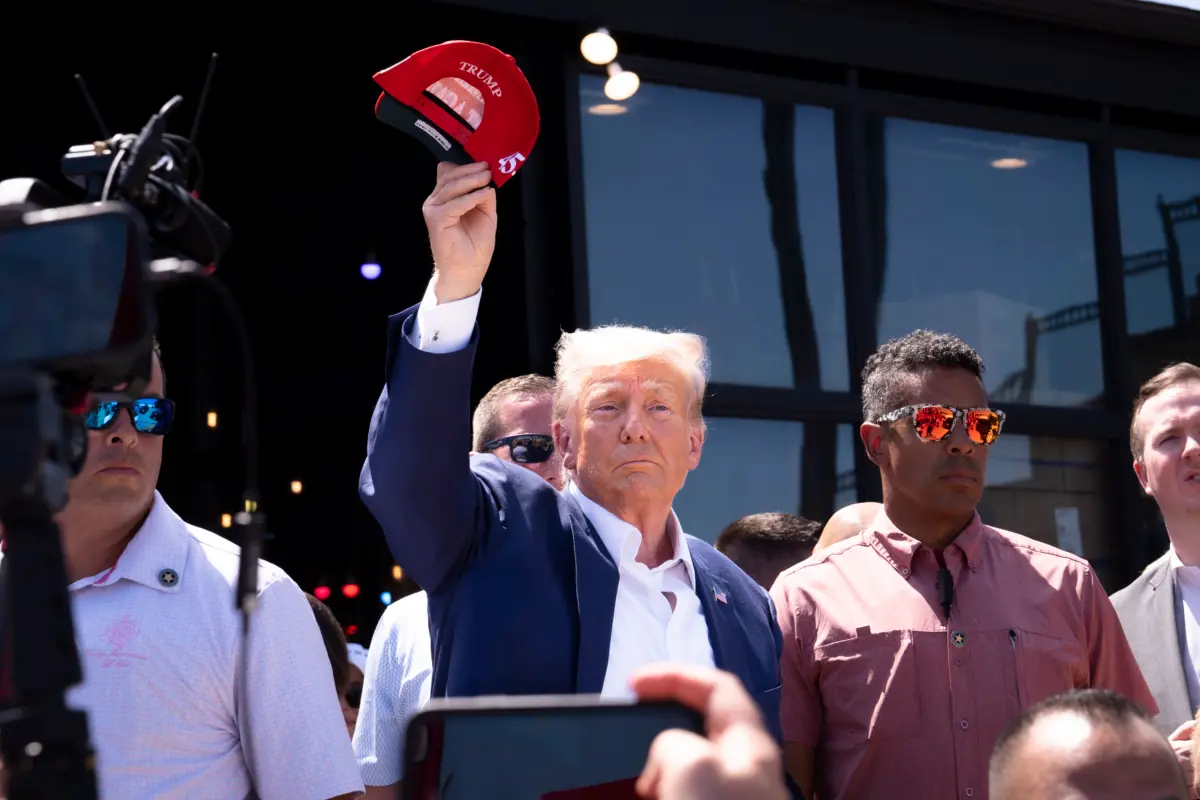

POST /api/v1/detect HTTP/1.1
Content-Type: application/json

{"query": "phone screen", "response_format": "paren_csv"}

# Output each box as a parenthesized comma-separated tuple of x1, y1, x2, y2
(0, 206, 148, 366)
(404, 700, 704, 800)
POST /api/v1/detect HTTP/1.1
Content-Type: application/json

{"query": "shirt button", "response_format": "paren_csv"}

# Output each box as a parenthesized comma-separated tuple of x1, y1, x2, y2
(901, 568, 910, 576)
(960, 719, 969, 730)
(954, 657, 963, 666)
(966, 790, 974, 797)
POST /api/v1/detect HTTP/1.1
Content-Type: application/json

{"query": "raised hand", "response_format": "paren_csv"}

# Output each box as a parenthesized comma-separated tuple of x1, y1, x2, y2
(422, 161, 497, 304)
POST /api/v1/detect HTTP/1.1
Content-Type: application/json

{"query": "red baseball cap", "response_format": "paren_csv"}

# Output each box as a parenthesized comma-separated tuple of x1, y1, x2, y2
(373, 41, 540, 187)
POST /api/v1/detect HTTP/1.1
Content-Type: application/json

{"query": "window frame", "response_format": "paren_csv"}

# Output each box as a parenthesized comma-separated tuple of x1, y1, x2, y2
(564, 54, 1197, 586)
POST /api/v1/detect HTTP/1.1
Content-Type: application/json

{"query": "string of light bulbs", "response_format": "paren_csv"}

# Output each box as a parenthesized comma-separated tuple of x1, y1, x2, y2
(580, 28, 641, 102)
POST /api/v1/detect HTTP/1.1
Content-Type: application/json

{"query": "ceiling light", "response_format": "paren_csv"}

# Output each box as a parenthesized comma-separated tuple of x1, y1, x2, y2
(990, 157, 1028, 169)
(581, 29, 618, 66)
(587, 103, 628, 116)
(604, 63, 640, 102)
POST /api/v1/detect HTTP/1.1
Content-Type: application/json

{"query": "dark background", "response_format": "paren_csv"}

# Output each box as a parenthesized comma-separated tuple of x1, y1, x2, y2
(0, 6, 573, 639)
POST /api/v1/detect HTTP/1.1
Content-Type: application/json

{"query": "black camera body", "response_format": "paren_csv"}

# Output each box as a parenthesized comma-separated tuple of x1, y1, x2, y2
(0, 93, 232, 395)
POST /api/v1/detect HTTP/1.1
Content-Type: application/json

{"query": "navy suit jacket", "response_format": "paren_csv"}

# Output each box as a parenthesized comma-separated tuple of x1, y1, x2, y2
(359, 306, 784, 741)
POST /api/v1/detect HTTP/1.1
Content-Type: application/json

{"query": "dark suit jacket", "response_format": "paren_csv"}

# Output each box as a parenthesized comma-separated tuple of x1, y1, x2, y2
(1111, 551, 1194, 736)
(358, 306, 785, 740)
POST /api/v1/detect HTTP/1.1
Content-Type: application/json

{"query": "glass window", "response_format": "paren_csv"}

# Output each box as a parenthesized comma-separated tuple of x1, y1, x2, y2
(977, 435, 1117, 588)
(578, 75, 849, 390)
(875, 119, 1104, 407)
(673, 419, 859, 542)
(1115, 149, 1200, 338)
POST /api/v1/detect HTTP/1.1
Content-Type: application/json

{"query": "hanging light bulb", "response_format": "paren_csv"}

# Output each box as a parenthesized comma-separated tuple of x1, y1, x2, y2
(361, 249, 381, 281)
(604, 62, 640, 102)
(580, 28, 618, 66)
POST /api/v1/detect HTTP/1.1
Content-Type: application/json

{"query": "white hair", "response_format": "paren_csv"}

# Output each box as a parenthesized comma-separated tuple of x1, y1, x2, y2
(553, 324, 710, 430)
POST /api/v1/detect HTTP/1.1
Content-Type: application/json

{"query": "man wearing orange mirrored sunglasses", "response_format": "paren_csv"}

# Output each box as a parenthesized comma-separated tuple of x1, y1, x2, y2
(771, 329, 1153, 800)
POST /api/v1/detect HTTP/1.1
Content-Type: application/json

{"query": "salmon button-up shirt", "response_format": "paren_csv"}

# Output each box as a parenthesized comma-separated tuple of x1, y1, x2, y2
(770, 509, 1156, 800)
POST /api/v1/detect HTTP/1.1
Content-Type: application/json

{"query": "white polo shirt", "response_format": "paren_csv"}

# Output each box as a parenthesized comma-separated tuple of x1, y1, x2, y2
(0, 492, 364, 800)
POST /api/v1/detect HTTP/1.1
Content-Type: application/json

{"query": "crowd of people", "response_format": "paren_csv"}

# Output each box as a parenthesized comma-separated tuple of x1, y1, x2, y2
(5, 158, 1200, 799)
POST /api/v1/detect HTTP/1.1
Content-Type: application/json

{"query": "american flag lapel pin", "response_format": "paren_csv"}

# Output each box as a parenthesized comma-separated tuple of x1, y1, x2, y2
(714, 587, 727, 604)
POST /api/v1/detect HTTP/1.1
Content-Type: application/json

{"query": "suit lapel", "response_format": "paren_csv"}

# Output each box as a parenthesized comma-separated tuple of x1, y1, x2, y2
(690, 547, 743, 681)
(1148, 558, 1194, 724)
(565, 498, 619, 693)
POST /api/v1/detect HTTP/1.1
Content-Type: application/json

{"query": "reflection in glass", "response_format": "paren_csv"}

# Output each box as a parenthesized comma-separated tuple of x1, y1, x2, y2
(873, 118, 1104, 407)
(1116, 150, 1200, 343)
(978, 435, 1115, 588)
(673, 419, 858, 543)
(578, 75, 849, 391)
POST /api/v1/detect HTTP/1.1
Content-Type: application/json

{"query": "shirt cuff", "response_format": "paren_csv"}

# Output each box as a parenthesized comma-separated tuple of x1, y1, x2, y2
(409, 279, 481, 354)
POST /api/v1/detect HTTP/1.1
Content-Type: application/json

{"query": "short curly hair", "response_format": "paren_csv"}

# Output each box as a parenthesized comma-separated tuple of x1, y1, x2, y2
(861, 330, 986, 422)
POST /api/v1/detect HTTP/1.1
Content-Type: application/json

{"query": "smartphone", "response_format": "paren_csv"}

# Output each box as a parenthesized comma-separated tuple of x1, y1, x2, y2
(403, 694, 705, 800)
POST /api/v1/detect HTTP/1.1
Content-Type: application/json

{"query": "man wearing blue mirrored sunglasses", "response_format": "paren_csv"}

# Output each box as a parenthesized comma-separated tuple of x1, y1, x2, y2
(0, 342, 364, 800)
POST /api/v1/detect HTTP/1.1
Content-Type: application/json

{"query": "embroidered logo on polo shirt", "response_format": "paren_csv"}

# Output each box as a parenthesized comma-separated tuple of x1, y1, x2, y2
(86, 615, 149, 669)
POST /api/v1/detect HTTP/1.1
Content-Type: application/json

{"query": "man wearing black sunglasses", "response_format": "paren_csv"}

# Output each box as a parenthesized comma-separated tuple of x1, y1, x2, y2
(472, 374, 563, 490)
(1, 343, 364, 800)
(771, 329, 1153, 800)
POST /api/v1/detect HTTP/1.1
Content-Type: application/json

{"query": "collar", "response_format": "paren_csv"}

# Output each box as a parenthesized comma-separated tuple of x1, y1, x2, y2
(867, 506, 986, 577)
(71, 491, 190, 594)
(566, 481, 696, 585)
(1168, 546, 1200, 586)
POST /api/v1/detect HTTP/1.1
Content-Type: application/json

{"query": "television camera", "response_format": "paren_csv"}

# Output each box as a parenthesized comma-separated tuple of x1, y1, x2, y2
(0, 55, 264, 800)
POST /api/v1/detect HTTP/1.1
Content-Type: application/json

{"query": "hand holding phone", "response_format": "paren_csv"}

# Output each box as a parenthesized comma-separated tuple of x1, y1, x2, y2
(632, 664, 789, 800)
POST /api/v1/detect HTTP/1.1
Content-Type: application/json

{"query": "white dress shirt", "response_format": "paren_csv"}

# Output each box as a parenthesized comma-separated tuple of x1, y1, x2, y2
(353, 591, 433, 786)
(0, 492, 364, 800)
(1170, 547, 1200, 706)
(566, 483, 716, 696)
(407, 278, 717, 696)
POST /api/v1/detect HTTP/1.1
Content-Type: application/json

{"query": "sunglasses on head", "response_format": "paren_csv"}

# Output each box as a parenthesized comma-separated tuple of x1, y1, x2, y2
(345, 681, 362, 709)
(85, 398, 176, 436)
(877, 404, 1006, 446)
(481, 434, 554, 464)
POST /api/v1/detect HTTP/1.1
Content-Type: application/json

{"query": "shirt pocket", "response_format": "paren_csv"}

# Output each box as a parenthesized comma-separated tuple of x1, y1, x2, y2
(817, 629, 921, 743)
(1010, 628, 1082, 708)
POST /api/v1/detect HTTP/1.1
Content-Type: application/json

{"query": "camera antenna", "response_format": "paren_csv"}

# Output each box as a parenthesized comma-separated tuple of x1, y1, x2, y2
(187, 53, 219, 155)
(73, 74, 110, 139)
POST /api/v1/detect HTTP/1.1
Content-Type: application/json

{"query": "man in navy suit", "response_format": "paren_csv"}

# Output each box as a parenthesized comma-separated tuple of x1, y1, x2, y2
(359, 161, 783, 740)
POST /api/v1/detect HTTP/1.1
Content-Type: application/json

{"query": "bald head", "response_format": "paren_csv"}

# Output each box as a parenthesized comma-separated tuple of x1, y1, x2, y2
(813, 502, 882, 555)
(990, 690, 1185, 800)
